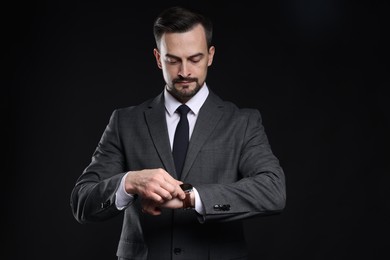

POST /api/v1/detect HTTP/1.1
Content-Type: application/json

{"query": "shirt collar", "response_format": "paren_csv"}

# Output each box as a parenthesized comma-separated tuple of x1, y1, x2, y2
(164, 83, 209, 116)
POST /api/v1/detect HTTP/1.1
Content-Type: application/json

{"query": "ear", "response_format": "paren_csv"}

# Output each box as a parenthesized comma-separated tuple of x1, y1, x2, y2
(207, 46, 215, 67)
(153, 48, 162, 69)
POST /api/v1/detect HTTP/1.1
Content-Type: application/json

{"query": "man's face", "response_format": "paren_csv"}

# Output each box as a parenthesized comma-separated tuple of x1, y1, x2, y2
(154, 24, 215, 103)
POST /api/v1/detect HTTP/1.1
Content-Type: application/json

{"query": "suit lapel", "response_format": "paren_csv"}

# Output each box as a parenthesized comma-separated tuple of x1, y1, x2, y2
(181, 92, 224, 181)
(144, 94, 177, 177)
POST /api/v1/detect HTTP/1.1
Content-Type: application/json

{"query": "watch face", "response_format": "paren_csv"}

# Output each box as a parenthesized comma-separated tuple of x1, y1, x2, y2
(180, 183, 193, 192)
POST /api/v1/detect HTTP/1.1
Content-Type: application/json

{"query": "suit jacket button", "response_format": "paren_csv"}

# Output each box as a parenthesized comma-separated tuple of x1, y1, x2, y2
(173, 248, 182, 255)
(100, 200, 110, 209)
(213, 205, 221, 211)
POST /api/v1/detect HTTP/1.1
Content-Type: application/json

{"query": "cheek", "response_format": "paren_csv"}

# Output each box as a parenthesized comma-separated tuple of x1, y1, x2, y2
(190, 63, 206, 76)
(162, 67, 176, 81)
(162, 70, 170, 81)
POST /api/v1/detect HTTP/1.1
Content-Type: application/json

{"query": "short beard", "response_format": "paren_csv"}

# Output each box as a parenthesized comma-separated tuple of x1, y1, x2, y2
(167, 78, 202, 102)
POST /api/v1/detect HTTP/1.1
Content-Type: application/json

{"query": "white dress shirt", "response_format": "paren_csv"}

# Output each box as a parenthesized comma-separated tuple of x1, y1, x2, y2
(115, 84, 209, 214)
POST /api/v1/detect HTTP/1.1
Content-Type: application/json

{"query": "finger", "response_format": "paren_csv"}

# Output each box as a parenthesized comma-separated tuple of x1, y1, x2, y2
(142, 201, 162, 216)
(174, 180, 186, 199)
(147, 183, 175, 202)
(142, 207, 161, 215)
(159, 181, 177, 197)
(167, 184, 185, 200)
(176, 189, 185, 200)
(158, 177, 186, 198)
(144, 191, 165, 203)
(154, 189, 173, 201)
(143, 207, 161, 215)
(141, 169, 183, 201)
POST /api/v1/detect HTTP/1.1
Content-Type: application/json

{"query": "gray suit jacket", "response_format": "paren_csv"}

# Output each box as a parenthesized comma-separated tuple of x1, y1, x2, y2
(70, 89, 286, 260)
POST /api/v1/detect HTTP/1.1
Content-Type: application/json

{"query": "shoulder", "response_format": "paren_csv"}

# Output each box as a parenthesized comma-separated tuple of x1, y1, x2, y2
(209, 91, 262, 119)
(224, 102, 263, 126)
(224, 101, 260, 115)
(111, 93, 163, 118)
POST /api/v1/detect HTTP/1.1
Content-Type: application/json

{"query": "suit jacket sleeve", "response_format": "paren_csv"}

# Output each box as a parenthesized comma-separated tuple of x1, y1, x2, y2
(70, 109, 127, 223)
(194, 108, 286, 223)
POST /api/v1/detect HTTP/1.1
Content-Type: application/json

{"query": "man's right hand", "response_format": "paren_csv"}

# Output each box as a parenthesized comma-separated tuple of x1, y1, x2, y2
(124, 168, 185, 203)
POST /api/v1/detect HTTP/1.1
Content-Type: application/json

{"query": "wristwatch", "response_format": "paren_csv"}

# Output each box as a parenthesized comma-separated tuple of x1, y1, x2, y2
(180, 183, 194, 209)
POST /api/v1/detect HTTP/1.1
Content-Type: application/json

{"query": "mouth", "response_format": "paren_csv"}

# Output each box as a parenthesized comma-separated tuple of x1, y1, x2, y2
(178, 80, 192, 83)
(176, 81, 193, 86)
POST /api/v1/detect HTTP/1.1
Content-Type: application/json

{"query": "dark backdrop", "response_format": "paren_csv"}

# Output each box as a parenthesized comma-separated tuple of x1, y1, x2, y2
(6, 1, 389, 259)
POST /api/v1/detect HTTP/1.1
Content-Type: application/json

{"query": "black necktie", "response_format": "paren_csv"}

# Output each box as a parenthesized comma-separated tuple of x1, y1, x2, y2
(172, 104, 191, 179)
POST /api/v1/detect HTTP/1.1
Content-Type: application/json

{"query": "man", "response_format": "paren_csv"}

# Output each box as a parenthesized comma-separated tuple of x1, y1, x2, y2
(70, 6, 286, 260)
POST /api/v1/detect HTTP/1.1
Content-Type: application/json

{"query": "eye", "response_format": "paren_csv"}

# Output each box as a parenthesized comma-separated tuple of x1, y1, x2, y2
(189, 55, 203, 63)
(165, 57, 179, 64)
(190, 58, 201, 63)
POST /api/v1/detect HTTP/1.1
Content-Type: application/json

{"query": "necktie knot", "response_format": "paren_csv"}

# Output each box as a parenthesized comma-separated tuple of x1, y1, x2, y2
(176, 104, 190, 116)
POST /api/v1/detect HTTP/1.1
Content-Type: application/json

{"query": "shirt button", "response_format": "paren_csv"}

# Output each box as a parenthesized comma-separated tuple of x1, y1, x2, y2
(173, 248, 182, 255)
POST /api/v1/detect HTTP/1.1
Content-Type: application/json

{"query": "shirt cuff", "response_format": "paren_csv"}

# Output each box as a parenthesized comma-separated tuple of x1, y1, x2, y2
(193, 187, 205, 215)
(115, 172, 136, 210)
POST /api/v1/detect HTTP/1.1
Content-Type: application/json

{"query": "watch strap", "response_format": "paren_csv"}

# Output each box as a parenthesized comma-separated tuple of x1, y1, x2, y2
(183, 191, 193, 209)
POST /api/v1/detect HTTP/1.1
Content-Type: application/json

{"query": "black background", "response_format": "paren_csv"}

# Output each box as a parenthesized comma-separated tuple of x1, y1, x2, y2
(6, 0, 389, 259)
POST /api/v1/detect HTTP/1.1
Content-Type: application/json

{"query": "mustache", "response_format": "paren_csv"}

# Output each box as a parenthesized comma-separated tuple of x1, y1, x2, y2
(172, 77, 197, 84)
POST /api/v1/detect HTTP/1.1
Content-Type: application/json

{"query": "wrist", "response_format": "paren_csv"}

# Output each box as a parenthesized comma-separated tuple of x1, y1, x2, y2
(124, 171, 137, 194)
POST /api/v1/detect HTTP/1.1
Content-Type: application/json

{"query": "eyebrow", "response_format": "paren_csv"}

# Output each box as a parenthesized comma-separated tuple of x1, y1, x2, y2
(165, 52, 204, 60)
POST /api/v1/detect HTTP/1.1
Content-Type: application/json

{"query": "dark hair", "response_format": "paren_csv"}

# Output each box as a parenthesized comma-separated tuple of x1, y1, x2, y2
(153, 6, 213, 49)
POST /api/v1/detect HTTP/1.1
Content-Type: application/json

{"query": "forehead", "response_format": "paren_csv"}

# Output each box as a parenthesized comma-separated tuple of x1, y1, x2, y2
(159, 24, 208, 56)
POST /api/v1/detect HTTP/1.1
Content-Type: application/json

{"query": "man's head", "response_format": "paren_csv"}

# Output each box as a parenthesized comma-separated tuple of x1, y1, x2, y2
(153, 6, 215, 103)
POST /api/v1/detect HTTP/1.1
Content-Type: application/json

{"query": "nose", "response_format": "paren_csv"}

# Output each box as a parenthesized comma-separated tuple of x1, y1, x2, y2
(178, 62, 190, 77)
